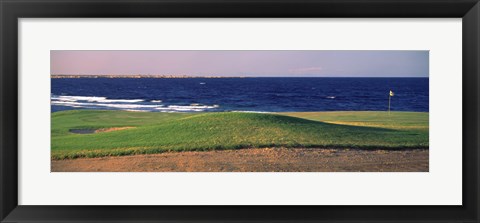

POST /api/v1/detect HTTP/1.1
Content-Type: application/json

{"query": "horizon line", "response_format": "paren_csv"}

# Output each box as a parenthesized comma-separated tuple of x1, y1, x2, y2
(51, 74, 429, 78)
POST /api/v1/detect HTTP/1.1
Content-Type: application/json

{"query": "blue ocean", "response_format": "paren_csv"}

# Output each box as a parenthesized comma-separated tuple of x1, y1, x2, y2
(51, 78, 429, 113)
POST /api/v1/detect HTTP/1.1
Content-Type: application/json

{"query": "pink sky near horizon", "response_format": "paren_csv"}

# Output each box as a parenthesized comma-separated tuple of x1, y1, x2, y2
(50, 50, 429, 77)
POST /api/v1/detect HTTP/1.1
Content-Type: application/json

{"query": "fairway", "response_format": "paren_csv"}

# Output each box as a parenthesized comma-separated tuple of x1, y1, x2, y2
(51, 110, 428, 159)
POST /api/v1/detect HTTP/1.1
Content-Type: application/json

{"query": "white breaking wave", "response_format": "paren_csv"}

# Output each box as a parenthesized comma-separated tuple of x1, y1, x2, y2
(53, 95, 144, 103)
(168, 105, 219, 109)
(51, 101, 163, 109)
(155, 107, 205, 112)
(51, 95, 219, 112)
(99, 99, 144, 103)
(155, 104, 220, 112)
(124, 109, 149, 112)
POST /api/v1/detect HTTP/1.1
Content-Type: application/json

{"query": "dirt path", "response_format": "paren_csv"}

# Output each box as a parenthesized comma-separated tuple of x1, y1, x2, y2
(51, 148, 428, 172)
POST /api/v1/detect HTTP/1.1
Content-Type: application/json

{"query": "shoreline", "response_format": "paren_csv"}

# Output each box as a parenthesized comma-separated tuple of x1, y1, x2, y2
(51, 109, 430, 114)
(52, 75, 233, 79)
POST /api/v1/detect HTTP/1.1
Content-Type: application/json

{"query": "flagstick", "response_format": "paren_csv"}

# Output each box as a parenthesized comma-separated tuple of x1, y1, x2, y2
(388, 95, 391, 115)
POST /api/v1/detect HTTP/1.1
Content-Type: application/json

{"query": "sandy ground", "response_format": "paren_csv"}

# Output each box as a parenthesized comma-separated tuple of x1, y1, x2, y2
(51, 148, 428, 172)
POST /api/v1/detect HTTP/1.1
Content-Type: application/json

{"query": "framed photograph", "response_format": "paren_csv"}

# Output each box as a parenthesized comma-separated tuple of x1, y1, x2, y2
(49, 50, 430, 172)
(1, 0, 479, 222)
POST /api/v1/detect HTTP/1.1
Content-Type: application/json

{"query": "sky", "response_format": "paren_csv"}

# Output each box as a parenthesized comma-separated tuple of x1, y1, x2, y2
(51, 50, 429, 77)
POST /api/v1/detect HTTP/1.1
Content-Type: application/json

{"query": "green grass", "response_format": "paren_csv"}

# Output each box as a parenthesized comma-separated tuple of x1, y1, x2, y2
(284, 111, 429, 130)
(51, 110, 429, 159)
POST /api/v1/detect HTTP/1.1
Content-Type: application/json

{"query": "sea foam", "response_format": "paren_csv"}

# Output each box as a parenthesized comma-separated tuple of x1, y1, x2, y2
(51, 95, 219, 112)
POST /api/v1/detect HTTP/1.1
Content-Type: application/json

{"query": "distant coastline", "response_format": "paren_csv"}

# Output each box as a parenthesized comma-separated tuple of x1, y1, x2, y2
(51, 74, 428, 79)
(51, 74, 242, 79)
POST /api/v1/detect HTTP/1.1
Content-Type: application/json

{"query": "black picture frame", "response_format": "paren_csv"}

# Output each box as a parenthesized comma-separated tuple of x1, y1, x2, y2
(1, 0, 479, 222)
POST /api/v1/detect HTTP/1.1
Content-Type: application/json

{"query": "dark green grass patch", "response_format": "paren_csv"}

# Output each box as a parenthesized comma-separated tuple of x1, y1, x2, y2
(51, 110, 428, 159)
